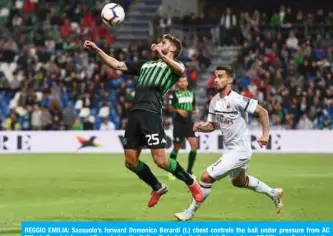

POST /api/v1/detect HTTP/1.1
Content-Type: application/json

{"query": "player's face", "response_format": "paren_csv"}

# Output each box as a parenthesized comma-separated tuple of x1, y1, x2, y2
(157, 39, 173, 55)
(214, 70, 232, 92)
(177, 77, 188, 90)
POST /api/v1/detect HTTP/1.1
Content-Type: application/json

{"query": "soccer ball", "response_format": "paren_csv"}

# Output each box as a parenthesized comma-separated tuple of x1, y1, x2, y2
(101, 3, 125, 27)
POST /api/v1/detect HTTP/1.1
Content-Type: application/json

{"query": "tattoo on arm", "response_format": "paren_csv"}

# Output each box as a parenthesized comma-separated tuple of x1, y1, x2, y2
(95, 49, 128, 71)
(116, 61, 128, 71)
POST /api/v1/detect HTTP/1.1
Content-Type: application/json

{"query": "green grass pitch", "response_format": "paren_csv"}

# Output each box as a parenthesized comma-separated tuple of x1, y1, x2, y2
(0, 153, 333, 235)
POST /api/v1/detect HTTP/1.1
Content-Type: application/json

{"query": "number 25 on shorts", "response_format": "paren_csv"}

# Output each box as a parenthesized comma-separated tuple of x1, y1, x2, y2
(146, 134, 160, 146)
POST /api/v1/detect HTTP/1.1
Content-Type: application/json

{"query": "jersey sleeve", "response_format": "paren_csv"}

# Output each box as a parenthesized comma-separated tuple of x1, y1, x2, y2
(168, 91, 177, 108)
(124, 61, 146, 76)
(236, 95, 258, 114)
(207, 98, 217, 123)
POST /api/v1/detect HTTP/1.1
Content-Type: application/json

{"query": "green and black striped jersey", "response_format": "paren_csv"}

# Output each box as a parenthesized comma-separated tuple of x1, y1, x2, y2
(169, 89, 196, 124)
(125, 59, 184, 114)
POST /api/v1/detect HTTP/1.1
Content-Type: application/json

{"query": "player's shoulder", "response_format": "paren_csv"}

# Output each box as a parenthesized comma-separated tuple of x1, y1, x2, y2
(230, 91, 250, 103)
(229, 90, 242, 99)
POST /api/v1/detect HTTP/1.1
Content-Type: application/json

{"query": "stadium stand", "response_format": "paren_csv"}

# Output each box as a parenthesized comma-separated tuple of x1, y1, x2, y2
(0, 0, 332, 130)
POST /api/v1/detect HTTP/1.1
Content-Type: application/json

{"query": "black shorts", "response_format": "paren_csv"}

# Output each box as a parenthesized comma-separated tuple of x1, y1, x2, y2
(173, 122, 196, 144)
(124, 110, 166, 149)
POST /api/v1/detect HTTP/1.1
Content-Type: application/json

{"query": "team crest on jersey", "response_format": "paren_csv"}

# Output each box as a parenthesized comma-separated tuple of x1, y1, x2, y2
(227, 102, 230, 109)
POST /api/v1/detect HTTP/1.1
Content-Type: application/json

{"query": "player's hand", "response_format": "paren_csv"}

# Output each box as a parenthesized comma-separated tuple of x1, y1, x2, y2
(193, 107, 200, 116)
(193, 122, 205, 132)
(177, 110, 188, 118)
(151, 43, 158, 51)
(84, 40, 98, 53)
(257, 135, 269, 148)
(152, 44, 163, 58)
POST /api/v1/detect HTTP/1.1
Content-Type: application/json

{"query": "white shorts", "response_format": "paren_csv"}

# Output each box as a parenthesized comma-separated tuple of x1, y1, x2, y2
(207, 151, 252, 180)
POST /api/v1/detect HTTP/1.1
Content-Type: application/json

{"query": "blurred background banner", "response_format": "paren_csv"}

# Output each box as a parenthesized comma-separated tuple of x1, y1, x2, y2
(0, 0, 332, 133)
(1, 130, 332, 153)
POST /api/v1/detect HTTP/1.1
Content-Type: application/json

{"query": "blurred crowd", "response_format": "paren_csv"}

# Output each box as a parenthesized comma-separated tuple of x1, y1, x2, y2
(154, 5, 333, 46)
(0, 0, 205, 131)
(201, 7, 333, 130)
(0, 0, 332, 131)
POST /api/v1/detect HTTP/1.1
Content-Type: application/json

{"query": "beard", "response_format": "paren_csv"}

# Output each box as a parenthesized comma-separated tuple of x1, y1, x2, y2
(215, 84, 227, 92)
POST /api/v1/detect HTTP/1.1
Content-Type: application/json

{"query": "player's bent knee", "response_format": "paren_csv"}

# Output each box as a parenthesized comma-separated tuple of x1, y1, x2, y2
(191, 141, 199, 150)
(124, 159, 138, 170)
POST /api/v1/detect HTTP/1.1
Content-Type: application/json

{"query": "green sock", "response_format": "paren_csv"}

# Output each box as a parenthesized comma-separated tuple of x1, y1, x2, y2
(128, 160, 162, 191)
(187, 149, 197, 174)
(170, 151, 178, 160)
(163, 158, 194, 186)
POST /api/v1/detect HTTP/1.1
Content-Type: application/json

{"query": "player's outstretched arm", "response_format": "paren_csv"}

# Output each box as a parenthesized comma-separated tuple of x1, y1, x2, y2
(153, 44, 185, 76)
(253, 105, 270, 146)
(193, 121, 216, 133)
(83, 40, 128, 72)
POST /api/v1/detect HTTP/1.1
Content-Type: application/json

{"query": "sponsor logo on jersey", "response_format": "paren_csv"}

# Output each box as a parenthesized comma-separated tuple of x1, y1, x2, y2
(142, 61, 167, 69)
(178, 97, 193, 103)
(217, 115, 234, 126)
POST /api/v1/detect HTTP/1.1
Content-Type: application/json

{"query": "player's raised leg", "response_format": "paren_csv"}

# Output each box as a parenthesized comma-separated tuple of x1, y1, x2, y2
(124, 111, 168, 208)
(174, 170, 214, 221)
(231, 170, 284, 214)
(186, 136, 198, 176)
(151, 148, 203, 204)
(175, 152, 246, 221)
(125, 148, 165, 193)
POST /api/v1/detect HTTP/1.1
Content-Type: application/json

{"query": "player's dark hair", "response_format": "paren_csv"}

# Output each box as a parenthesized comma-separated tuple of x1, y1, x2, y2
(216, 65, 234, 78)
(163, 34, 182, 58)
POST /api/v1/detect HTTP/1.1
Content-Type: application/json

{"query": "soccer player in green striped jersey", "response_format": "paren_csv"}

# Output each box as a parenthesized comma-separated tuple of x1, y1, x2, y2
(84, 35, 203, 208)
(167, 77, 199, 180)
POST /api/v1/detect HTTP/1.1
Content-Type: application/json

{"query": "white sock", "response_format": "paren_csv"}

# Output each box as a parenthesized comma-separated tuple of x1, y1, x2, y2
(246, 175, 274, 198)
(189, 181, 212, 212)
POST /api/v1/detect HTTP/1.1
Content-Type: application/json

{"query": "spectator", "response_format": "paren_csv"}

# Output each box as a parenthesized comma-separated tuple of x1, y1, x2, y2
(72, 118, 83, 131)
(286, 31, 299, 50)
(270, 13, 282, 26)
(31, 105, 42, 130)
(6, 111, 20, 130)
(219, 8, 237, 46)
(83, 116, 94, 130)
(297, 113, 314, 129)
(100, 118, 116, 131)
(40, 106, 52, 130)
(63, 105, 76, 129)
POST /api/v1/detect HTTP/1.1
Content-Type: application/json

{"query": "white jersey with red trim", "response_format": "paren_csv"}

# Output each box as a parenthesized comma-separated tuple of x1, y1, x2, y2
(207, 90, 258, 152)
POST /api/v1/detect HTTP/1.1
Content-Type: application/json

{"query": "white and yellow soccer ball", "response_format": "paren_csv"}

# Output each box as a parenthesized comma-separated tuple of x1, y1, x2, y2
(101, 3, 125, 27)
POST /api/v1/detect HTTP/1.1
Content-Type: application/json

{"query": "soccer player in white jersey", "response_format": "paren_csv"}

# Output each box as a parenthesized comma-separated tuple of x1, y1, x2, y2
(175, 66, 284, 221)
